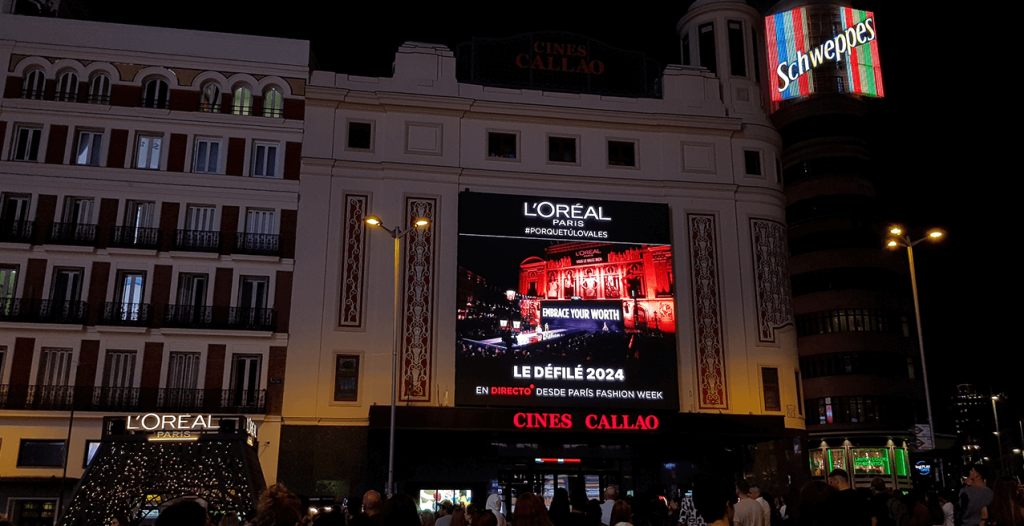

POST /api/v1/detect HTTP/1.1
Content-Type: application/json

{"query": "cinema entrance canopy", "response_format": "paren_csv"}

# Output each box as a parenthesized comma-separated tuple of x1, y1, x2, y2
(57, 414, 265, 526)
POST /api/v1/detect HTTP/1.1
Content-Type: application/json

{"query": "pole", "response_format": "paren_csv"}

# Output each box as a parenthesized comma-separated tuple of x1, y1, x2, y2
(992, 392, 1004, 475)
(907, 244, 937, 454)
(387, 233, 400, 498)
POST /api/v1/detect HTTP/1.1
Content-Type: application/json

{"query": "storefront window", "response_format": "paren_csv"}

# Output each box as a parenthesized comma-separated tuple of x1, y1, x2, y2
(851, 448, 890, 476)
(810, 449, 826, 477)
(894, 449, 909, 477)
(827, 448, 846, 471)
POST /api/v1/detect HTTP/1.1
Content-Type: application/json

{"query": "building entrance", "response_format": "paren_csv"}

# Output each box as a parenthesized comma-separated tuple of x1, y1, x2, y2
(497, 459, 624, 514)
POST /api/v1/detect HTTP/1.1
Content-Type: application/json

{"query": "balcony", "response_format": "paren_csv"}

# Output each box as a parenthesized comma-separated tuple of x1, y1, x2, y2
(48, 222, 97, 246)
(174, 229, 220, 252)
(163, 305, 275, 331)
(0, 385, 267, 413)
(0, 298, 88, 324)
(234, 233, 280, 256)
(99, 302, 151, 327)
(111, 226, 160, 250)
(0, 220, 34, 243)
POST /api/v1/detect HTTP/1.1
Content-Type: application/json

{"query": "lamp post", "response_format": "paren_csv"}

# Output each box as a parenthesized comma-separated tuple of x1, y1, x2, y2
(886, 226, 944, 456)
(365, 214, 429, 497)
(992, 394, 1005, 474)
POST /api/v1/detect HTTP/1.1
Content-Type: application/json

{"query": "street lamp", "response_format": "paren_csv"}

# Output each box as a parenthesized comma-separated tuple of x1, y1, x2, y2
(992, 394, 1005, 474)
(365, 214, 430, 497)
(886, 225, 944, 455)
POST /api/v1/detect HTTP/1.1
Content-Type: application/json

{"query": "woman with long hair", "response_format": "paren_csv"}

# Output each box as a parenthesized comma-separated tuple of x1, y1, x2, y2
(513, 493, 553, 526)
(610, 501, 632, 526)
(986, 477, 1024, 526)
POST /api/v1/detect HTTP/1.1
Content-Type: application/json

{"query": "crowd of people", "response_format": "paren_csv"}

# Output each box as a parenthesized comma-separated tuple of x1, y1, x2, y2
(690, 464, 1024, 526)
(4, 463, 1023, 526)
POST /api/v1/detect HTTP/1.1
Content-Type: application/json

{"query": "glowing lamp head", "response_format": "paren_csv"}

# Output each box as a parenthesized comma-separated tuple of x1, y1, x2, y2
(365, 216, 383, 227)
(928, 229, 945, 239)
(413, 218, 430, 227)
(890, 226, 902, 235)
(887, 240, 898, 248)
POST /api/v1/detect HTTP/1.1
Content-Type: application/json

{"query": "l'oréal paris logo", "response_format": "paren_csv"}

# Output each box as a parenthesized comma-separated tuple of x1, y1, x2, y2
(523, 202, 612, 223)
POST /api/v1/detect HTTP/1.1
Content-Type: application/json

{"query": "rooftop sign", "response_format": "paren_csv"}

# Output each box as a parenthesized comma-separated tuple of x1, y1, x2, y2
(766, 6, 884, 103)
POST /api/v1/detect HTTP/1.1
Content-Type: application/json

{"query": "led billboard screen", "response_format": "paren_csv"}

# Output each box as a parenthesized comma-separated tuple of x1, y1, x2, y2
(766, 6, 883, 102)
(456, 192, 679, 410)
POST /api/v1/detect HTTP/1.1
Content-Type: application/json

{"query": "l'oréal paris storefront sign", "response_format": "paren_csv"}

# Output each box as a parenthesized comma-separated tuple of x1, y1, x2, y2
(766, 5, 884, 102)
(456, 192, 678, 411)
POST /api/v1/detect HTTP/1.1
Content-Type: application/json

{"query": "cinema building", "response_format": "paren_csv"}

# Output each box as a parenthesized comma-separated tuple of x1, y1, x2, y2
(283, 0, 805, 507)
(0, 14, 305, 523)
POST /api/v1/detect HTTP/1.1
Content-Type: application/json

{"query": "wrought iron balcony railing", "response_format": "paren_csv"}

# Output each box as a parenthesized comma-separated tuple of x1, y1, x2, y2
(0, 385, 266, 413)
(233, 233, 280, 256)
(99, 302, 151, 327)
(0, 220, 34, 243)
(174, 229, 220, 252)
(0, 299, 88, 324)
(49, 222, 97, 246)
(110, 226, 160, 249)
(163, 305, 275, 331)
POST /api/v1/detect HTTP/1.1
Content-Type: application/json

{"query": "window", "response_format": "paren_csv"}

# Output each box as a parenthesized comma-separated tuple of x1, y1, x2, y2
(263, 88, 283, 117)
(55, 71, 79, 102)
(62, 197, 95, 226)
(12, 126, 42, 162)
(728, 21, 746, 77)
(88, 74, 111, 104)
(245, 209, 275, 234)
(744, 150, 761, 176)
(548, 136, 576, 163)
(251, 142, 279, 178)
(238, 276, 269, 311)
(232, 86, 252, 115)
(199, 83, 221, 112)
(0, 346, 6, 381)
(698, 23, 717, 74)
(17, 440, 65, 467)
(135, 134, 162, 169)
(608, 141, 636, 167)
(36, 348, 73, 410)
(74, 130, 102, 166)
(762, 367, 781, 411)
(22, 69, 45, 99)
(84, 440, 101, 468)
(193, 138, 222, 174)
(185, 205, 216, 231)
(348, 122, 372, 150)
(167, 352, 200, 390)
(115, 271, 145, 321)
(171, 274, 208, 326)
(142, 78, 169, 109)
(488, 132, 517, 159)
(103, 350, 136, 388)
(0, 267, 16, 316)
(230, 354, 262, 409)
(124, 200, 155, 230)
(334, 355, 360, 401)
(50, 268, 83, 305)
(2, 193, 31, 225)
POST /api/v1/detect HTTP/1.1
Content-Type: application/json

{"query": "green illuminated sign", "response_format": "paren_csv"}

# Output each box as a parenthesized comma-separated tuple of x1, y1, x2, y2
(895, 449, 908, 477)
(851, 449, 890, 474)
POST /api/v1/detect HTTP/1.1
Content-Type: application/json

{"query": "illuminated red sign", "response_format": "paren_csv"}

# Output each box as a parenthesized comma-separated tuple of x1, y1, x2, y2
(512, 412, 659, 431)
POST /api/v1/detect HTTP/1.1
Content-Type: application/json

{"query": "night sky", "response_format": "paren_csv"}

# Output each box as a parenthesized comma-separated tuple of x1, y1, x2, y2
(77, 1, 1013, 427)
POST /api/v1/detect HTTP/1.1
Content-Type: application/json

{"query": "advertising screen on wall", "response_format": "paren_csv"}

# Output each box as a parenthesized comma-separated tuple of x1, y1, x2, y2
(456, 192, 679, 410)
(766, 5, 883, 103)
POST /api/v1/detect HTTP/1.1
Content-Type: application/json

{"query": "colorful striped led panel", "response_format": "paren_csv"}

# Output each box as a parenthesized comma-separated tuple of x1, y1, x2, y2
(765, 5, 884, 103)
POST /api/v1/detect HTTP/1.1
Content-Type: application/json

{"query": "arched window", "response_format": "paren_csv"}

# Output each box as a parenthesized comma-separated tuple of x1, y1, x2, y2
(199, 83, 221, 112)
(231, 86, 252, 116)
(262, 88, 283, 118)
(22, 69, 45, 99)
(142, 78, 169, 109)
(88, 74, 111, 104)
(55, 71, 79, 101)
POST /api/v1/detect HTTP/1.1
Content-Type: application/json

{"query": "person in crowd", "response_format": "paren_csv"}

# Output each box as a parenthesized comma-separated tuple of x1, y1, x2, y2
(796, 481, 836, 526)
(422, 511, 437, 526)
(352, 491, 385, 526)
(751, 485, 771, 526)
(383, 494, 421, 526)
(451, 506, 468, 526)
(610, 501, 632, 526)
(157, 501, 211, 526)
(601, 487, 619, 526)
(691, 476, 736, 526)
(961, 464, 994, 526)
(316, 508, 348, 526)
(938, 491, 955, 526)
(586, 499, 607, 526)
(735, 480, 764, 526)
(870, 478, 896, 526)
(905, 491, 932, 526)
(487, 494, 508, 526)
(253, 484, 305, 526)
(925, 492, 944, 526)
(514, 493, 553, 526)
(550, 489, 572, 526)
(825, 469, 870, 526)
(985, 477, 1024, 526)
(473, 509, 499, 526)
(436, 501, 455, 526)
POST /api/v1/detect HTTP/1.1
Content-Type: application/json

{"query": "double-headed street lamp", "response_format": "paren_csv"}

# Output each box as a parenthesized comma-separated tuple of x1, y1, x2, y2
(365, 214, 430, 497)
(886, 226, 944, 456)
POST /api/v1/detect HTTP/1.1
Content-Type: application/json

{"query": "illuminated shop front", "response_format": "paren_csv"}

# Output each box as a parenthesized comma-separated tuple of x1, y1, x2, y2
(57, 414, 264, 526)
(808, 440, 912, 490)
